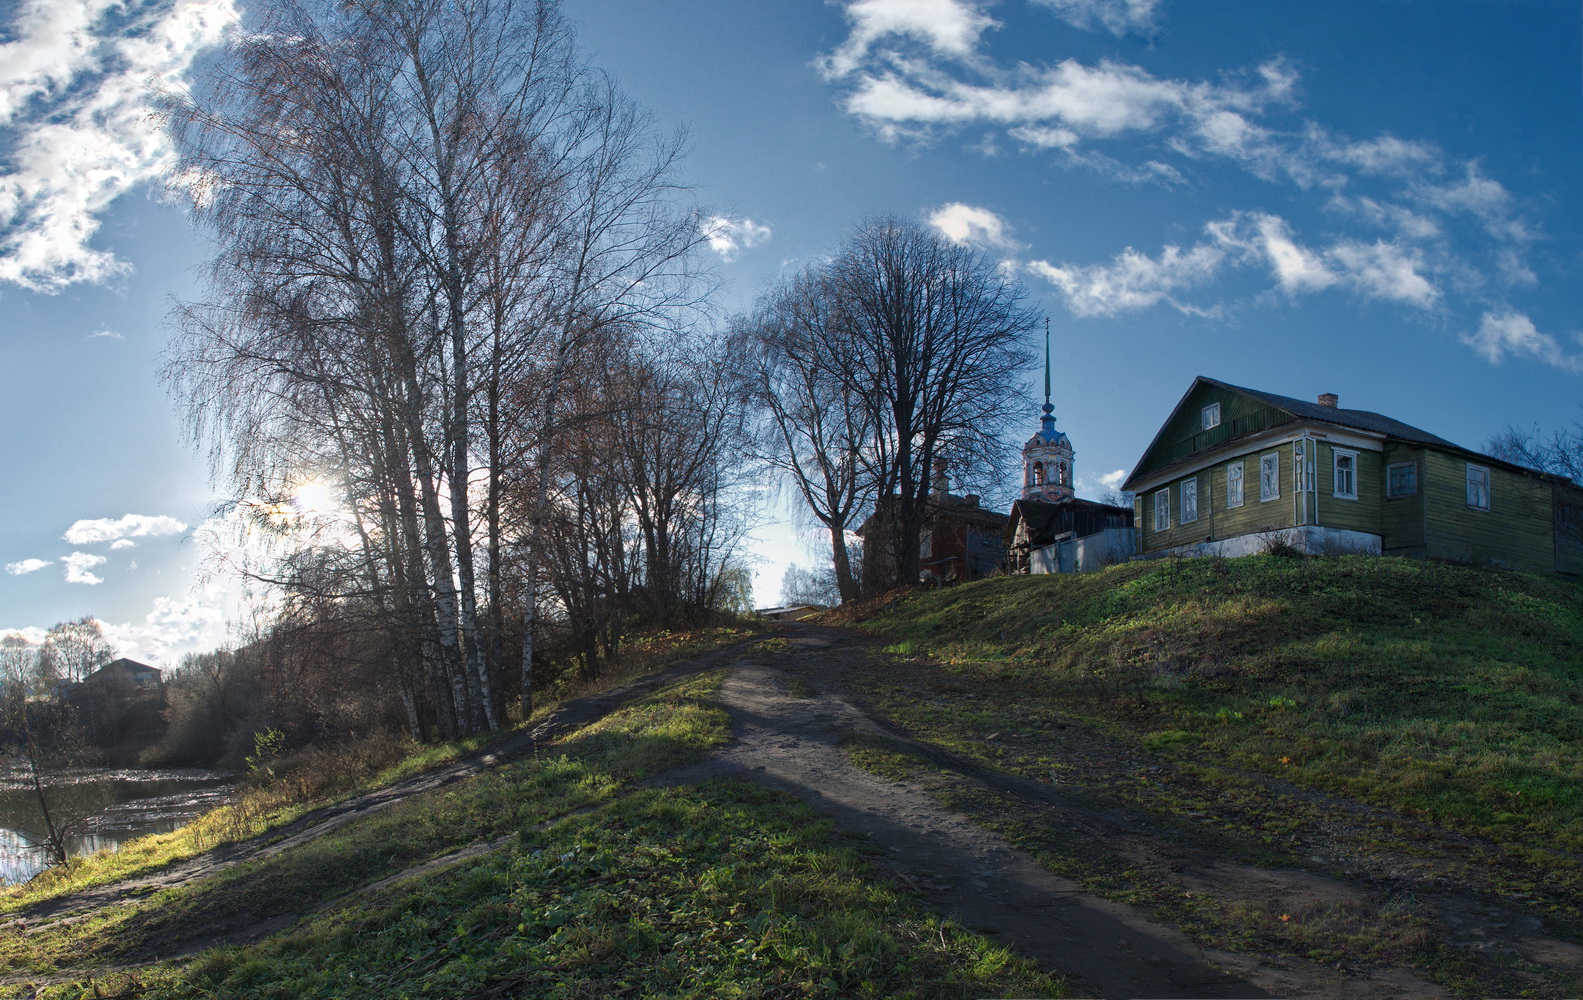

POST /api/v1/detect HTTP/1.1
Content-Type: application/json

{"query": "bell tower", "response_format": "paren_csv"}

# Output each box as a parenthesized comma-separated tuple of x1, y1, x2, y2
(1023, 320, 1074, 503)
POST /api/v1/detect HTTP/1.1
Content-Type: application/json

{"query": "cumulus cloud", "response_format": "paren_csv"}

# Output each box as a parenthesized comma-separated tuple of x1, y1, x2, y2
(62, 551, 107, 584)
(1035, 0, 1160, 37)
(109, 538, 137, 550)
(702, 215, 772, 262)
(0, 0, 236, 292)
(5, 558, 52, 575)
(0, 627, 48, 646)
(62, 513, 187, 545)
(819, 0, 998, 79)
(1097, 468, 1127, 489)
(1029, 241, 1226, 317)
(1461, 311, 1583, 374)
(818, 0, 1543, 343)
(1031, 211, 1441, 316)
(928, 202, 1023, 249)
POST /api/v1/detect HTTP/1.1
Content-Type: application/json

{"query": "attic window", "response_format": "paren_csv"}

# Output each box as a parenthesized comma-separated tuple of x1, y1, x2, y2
(1201, 403, 1221, 431)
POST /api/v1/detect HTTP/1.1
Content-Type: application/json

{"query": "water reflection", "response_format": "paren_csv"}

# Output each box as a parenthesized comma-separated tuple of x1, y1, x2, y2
(0, 766, 236, 884)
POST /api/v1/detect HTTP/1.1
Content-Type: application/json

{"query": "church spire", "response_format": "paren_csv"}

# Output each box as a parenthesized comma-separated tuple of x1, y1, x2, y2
(1022, 316, 1074, 502)
(1040, 318, 1056, 436)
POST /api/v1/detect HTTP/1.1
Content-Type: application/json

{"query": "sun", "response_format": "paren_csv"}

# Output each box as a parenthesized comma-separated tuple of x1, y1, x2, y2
(291, 481, 337, 516)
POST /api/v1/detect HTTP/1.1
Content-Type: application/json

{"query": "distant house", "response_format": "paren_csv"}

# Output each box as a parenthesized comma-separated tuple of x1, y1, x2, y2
(756, 604, 828, 621)
(86, 657, 162, 690)
(859, 460, 1010, 590)
(1123, 376, 1583, 575)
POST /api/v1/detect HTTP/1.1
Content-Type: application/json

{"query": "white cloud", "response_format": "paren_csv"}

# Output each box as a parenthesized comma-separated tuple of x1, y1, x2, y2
(1029, 241, 1226, 317)
(817, 2, 1542, 328)
(0, 627, 47, 646)
(1325, 239, 1438, 308)
(87, 327, 124, 339)
(1412, 163, 1531, 243)
(62, 551, 107, 584)
(928, 202, 1022, 249)
(1097, 469, 1127, 489)
(1035, 0, 1161, 37)
(62, 512, 187, 545)
(1034, 211, 1441, 316)
(109, 538, 137, 550)
(702, 215, 772, 262)
(5, 558, 52, 575)
(0, 0, 236, 292)
(1461, 311, 1583, 375)
(819, 0, 998, 79)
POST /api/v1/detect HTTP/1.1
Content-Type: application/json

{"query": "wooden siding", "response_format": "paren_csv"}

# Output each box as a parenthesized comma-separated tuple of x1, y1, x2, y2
(1133, 383, 1294, 482)
(1379, 444, 1426, 556)
(1555, 484, 1583, 576)
(1137, 442, 1303, 553)
(1422, 450, 1554, 573)
(1312, 440, 1383, 535)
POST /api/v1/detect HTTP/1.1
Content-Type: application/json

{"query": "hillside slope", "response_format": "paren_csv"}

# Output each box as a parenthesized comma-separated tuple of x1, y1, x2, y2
(839, 555, 1583, 996)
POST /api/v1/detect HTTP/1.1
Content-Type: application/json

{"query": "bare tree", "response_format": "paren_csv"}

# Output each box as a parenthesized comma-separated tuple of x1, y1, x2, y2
(734, 271, 872, 603)
(0, 634, 87, 869)
(746, 216, 1035, 595)
(779, 564, 839, 606)
(164, 0, 706, 735)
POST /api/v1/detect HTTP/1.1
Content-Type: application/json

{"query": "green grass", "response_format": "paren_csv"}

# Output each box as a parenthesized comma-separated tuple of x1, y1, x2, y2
(861, 556, 1583, 855)
(10, 673, 1066, 1000)
(1, 627, 756, 919)
(833, 555, 1583, 995)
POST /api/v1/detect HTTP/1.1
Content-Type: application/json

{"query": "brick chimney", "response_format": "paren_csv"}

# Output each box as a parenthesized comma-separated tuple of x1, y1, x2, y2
(1317, 392, 1338, 409)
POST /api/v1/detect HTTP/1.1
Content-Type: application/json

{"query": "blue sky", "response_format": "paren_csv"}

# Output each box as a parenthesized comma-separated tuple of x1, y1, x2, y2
(3, 0, 1581, 662)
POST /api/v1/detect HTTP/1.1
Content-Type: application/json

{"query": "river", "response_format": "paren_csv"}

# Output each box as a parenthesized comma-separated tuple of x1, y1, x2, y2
(0, 765, 236, 885)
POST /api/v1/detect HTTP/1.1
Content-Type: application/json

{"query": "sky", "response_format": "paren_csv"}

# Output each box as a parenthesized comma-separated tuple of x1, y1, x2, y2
(2, 0, 1581, 664)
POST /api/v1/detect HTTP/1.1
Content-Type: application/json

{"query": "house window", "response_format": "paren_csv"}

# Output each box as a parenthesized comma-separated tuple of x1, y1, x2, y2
(1332, 449, 1358, 500)
(1154, 488, 1170, 532)
(1466, 464, 1491, 510)
(1386, 462, 1417, 498)
(1202, 403, 1221, 431)
(1260, 452, 1280, 501)
(1227, 462, 1244, 508)
(1181, 478, 1199, 523)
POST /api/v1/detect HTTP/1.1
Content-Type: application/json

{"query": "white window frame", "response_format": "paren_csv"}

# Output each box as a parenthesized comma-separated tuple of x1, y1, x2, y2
(1154, 488, 1170, 532)
(1332, 448, 1358, 500)
(1466, 463, 1491, 511)
(1181, 477, 1199, 523)
(1386, 461, 1417, 498)
(1226, 462, 1244, 508)
(1201, 402, 1221, 431)
(1260, 452, 1280, 502)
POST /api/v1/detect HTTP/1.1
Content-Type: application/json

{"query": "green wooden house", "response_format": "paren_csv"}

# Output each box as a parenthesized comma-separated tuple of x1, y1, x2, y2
(1122, 377, 1583, 576)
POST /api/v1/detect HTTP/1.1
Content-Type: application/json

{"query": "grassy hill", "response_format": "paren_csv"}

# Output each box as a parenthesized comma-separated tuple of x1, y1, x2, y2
(856, 555, 1583, 855)
(835, 554, 1583, 993)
